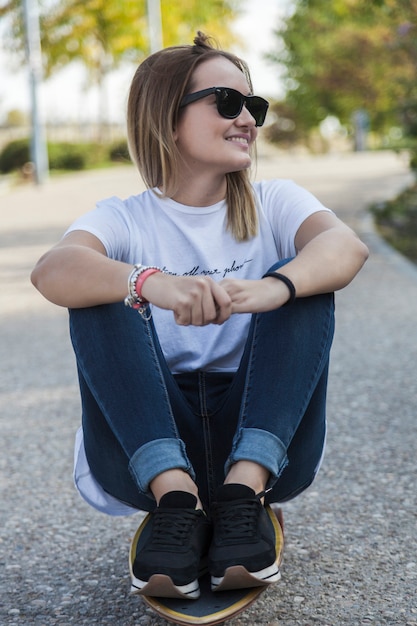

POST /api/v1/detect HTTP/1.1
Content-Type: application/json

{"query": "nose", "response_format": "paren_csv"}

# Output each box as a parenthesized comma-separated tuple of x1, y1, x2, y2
(236, 104, 257, 128)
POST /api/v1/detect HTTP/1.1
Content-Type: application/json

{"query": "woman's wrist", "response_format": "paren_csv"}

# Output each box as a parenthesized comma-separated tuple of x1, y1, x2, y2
(262, 271, 296, 306)
(124, 264, 163, 310)
(135, 267, 161, 301)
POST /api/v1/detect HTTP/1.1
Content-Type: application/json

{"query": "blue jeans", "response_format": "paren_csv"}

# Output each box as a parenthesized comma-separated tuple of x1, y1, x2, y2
(69, 262, 335, 512)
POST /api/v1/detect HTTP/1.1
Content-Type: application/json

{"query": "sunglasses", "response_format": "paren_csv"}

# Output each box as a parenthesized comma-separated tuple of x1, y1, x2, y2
(180, 87, 269, 127)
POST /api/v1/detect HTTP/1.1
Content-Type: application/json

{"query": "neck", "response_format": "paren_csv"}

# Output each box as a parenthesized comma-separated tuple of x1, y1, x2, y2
(171, 173, 227, 207)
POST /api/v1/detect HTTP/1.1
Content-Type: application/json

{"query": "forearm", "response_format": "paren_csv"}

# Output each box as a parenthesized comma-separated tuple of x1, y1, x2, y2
(32, 246, 233, 325)
(31, 245, 131, 308)
(221, 227, 368, 315)
(280, 227, 369, 297)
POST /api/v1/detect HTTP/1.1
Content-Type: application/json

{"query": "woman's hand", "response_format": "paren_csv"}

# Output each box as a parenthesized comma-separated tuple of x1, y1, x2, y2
(142, 273, 233, 326)
(219, 277, 291, 314)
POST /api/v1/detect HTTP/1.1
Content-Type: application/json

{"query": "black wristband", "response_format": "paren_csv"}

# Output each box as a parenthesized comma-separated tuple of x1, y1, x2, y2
(262, 271, 296, 306)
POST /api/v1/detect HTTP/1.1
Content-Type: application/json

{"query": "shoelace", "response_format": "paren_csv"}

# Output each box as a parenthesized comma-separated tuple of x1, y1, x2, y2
(214, 499, 260, 542)
(151, 508, 200, 547)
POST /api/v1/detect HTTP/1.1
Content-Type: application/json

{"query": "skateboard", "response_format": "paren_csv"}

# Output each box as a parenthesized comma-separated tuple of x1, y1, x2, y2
(129, 505, 284, 625)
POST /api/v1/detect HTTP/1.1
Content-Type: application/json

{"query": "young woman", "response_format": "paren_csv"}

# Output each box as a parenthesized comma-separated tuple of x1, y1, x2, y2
(31, 32, 368, 600)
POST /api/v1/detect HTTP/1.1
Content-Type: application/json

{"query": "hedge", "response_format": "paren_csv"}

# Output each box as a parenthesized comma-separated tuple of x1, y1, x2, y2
(0, 139, 30, 173)
(0, 138, 131, 174)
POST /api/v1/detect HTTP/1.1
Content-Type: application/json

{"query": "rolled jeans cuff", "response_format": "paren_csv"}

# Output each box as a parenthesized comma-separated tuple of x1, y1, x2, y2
(226, 427, 288, 486)
(128, 438, 195, 495)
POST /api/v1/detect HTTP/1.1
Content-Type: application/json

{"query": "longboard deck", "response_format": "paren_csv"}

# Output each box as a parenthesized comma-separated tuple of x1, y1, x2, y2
(141, 572, 265, 625)
(129, 506, 284, 626)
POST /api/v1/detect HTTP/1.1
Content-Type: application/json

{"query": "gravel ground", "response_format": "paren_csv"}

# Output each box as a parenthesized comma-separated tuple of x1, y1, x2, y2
(1, 151, 416, 625)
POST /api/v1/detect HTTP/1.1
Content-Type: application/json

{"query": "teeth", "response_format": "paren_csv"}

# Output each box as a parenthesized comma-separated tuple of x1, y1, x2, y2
(227, 137, 248, 144)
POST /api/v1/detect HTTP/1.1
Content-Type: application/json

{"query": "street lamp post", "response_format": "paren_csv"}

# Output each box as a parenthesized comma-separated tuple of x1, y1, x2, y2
(146, 0, 163, 53)
(22, 0, 49, 184)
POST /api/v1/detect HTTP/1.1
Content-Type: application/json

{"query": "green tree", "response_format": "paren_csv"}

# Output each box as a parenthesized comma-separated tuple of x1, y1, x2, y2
(269, 0, 417, 139)
(1, 0, 240, 132)
(6, 108, 29, 126)
(1, 0, 240, 76)
(0, 0, 26, 69)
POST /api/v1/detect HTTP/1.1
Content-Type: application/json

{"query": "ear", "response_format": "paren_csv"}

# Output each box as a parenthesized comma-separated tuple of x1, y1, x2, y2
(173, 109, 182, 142)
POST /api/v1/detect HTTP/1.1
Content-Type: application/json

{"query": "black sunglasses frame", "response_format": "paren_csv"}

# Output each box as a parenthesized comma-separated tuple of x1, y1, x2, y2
(179, 87, 269, 127)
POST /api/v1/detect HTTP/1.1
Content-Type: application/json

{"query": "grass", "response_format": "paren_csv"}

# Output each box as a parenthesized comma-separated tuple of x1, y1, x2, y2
(371, 180, 417, 263)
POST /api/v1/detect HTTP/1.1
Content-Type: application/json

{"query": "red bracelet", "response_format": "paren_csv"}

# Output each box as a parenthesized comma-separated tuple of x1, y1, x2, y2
(134, 268, 161, 302)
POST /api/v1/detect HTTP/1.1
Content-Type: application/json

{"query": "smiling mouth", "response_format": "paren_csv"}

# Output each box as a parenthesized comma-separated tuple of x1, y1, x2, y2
(226, 137, 249, 145)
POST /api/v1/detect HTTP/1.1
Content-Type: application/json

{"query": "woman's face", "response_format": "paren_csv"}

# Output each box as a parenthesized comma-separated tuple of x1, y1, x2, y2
(175, 56, 258, 180)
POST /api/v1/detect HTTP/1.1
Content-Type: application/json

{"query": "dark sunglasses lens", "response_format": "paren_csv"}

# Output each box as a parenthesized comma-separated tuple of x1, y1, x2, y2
(216, 89, 243, 118)
(216, 89, 268, 126)
(247, 97, 268, 126)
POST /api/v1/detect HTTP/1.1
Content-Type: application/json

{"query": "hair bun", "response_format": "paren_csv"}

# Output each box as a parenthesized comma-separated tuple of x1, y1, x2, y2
(193, 31, 219, 50)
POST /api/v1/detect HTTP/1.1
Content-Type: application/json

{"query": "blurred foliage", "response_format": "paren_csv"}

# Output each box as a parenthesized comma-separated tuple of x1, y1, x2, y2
(0, 0, 241, 138)
(372, 184, 417, 263)
(5, 108, 28, 126)
(0, 0, 241, 81)
(0, 137, 131, 173)
(263, 100, 309, 146)
(0, 137, 30, 173)
(108, 139, 130, 163)
(268, 0, 417, 139)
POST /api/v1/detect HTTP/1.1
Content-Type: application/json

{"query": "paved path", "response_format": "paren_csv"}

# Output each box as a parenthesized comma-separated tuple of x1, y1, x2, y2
(1, 150, 416, 625)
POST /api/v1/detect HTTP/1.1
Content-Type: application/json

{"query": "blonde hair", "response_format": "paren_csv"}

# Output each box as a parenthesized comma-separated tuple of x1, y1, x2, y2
(127, 32, 258, 241)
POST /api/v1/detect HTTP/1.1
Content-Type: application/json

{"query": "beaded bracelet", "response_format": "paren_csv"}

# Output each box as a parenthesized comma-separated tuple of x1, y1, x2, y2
(135, 267, 161, 301)
(124, 264, 162, 314)
(262, 271, 296, 306)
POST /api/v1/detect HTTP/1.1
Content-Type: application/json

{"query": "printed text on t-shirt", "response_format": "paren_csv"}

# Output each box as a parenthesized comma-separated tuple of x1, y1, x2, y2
(161, 258, 253, 279)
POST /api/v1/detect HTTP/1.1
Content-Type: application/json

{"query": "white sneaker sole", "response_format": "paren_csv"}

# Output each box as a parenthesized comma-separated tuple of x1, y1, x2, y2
(211, 562, 281, 591)
(131, 573, 200, 600)
(211, 505, 284, 592)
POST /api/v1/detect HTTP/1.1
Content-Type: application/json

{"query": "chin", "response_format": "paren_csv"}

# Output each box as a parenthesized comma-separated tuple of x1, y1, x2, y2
(227, 154, 253, 172)
(228, 160, 252, 173)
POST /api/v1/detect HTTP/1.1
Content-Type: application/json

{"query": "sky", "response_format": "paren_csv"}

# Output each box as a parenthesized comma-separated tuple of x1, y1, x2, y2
(0, 0, 291, 124)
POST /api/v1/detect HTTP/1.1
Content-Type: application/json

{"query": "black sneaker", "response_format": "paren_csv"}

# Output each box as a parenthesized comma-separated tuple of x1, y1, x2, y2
(208, 484, 281, 591)
(130, 491, 212, 599)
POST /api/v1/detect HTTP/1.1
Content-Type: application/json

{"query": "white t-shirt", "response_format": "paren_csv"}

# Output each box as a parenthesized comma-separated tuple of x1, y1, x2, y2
(69, 178, 331, 515)
(66, 179, 331, 374)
